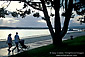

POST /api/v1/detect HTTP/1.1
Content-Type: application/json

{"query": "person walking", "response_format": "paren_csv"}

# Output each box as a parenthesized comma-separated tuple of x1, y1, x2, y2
(7, 34, 12, 53)
(12, 32, 20, 52)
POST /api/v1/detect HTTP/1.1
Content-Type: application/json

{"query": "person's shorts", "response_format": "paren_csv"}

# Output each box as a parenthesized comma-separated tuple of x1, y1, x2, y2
(8, 43, 12, 46)
(15, 42, 19, 46)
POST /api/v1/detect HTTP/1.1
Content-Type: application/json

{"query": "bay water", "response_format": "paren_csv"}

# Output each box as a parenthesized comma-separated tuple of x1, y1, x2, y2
(0, 29, 76, 41)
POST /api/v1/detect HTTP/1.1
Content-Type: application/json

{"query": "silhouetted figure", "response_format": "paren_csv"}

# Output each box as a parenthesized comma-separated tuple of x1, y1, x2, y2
(7, 34, 12, 53)
(12, 32, 20, 52)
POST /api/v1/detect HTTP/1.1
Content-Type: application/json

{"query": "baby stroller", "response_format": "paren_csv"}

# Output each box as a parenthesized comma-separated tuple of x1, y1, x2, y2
(19, 39, 30, 51)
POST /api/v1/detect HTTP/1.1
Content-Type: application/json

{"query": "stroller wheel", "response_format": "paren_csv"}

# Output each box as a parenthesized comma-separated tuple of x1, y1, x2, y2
(27, 45, 30, 49)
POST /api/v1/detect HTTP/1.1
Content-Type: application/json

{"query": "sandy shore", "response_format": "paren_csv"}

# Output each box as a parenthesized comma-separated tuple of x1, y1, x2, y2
(0, 31, 85, 49)
(0, 35, 52, 49)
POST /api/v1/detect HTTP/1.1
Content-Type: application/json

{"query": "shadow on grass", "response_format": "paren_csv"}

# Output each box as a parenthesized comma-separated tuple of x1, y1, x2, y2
(9, 36, 85, 57)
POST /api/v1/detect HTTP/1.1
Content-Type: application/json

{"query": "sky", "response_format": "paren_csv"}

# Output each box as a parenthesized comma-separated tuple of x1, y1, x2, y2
(0, 1, 85, 28)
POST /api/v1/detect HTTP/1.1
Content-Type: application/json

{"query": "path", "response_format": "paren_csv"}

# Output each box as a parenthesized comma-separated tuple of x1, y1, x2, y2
(0, 31, 85, 57)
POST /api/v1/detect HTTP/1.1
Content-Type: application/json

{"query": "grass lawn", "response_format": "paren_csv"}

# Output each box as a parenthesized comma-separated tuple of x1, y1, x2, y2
(10, 36, 85, 57)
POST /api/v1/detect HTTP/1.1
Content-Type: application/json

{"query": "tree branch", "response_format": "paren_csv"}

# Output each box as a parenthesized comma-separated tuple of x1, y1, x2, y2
(5, 1, 11, 9)
(49, 0, 54, 8)
(61, 0, 73, 38)
(24, 1, 43, 11)
(40, 0, 55, 39)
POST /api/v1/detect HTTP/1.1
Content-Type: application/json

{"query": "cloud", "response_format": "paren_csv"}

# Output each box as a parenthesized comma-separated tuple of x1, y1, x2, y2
(69, 19, 85, 27)
(14, 15, 47, 27)
(0, 1, 85, 27)
(0, 13, 85, 27)
(0, 19, 3, 25)
(37, 20, 46, 23)
(0, 1, 24, 12)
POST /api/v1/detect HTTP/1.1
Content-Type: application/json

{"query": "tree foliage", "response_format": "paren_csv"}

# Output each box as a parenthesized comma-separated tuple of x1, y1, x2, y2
(0, 0, 85, 45)
(0, 0, 84, 22)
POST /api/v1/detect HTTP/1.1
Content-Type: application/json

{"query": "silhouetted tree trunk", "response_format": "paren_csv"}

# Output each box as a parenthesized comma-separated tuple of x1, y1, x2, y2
(40, 0, 55, 39)
(53, 0, 62, 45)
(14, 0, 73, 45)
(41, 0, 73, 45)
(61, 0, 73, 38)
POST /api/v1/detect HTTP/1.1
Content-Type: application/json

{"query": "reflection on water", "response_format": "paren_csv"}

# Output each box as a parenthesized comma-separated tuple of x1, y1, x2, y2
(0, 29, 50, 41)
(0, 29, 78, 41)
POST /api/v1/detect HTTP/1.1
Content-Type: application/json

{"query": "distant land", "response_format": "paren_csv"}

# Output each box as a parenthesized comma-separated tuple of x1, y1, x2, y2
(0, 26, 48, 29)
(69, 26, 85, 29)
(0, 26, 85, 29)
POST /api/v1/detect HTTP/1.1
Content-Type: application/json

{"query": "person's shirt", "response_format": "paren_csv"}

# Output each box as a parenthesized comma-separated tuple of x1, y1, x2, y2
(7, 36, 12, 43)
(14, 34, 20, 42)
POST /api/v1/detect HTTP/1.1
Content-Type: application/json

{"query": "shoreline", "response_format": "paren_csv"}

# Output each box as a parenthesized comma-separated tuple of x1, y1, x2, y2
(0, 31, 85, 49)
(0, 30, 80, 41)
(0, 35, 52, 49)
(0, 30, 79, 41)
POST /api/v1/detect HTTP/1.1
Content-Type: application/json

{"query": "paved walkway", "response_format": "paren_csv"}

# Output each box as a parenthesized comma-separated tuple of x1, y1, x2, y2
(0, 31, 85, 57)
(0, 39, 53, 57)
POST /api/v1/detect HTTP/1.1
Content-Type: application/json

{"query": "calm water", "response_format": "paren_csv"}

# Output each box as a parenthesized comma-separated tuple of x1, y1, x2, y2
(0, 29, 77, 41)
(0, 29, 50, 41)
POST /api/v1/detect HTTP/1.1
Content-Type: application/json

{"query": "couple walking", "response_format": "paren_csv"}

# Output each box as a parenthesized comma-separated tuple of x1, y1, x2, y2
(7, 32, 20, 53)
